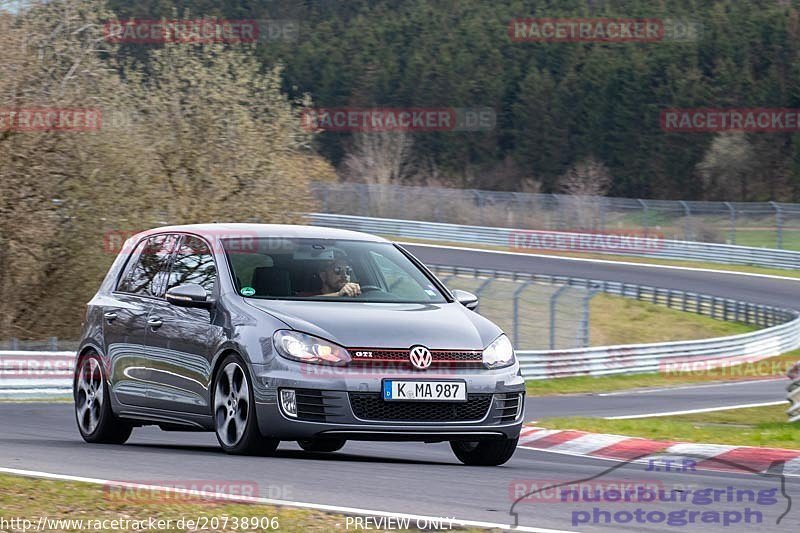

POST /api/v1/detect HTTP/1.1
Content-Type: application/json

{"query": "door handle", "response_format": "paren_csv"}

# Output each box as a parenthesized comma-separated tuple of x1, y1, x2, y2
(103, 311, 118, 322)
(147, 317, 163, 329)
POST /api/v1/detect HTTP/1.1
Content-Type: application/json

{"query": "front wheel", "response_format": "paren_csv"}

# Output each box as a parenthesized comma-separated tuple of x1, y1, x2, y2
(213, 355, 279, 455)
(74, 353, 133, 444)
(450, 438, 518, 466)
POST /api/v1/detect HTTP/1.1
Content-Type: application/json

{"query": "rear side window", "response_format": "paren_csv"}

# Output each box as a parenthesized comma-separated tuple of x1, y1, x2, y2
(116, 234, 179, 297)
(167, 235, 217, 294)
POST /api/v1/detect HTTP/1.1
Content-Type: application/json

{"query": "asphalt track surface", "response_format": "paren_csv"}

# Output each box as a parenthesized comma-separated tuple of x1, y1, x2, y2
(2, 247, 800, 531)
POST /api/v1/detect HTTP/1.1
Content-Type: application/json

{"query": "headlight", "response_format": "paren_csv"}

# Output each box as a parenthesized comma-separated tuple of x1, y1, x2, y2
(273, 330, 351, 366)
(483, 334, 515, 369)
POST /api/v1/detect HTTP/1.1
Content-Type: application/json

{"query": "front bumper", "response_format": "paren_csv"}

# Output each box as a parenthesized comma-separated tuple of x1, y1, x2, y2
(249, 361, 526, 441)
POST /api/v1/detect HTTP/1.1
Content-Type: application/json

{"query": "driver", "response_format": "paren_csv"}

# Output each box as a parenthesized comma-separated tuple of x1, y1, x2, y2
(318, 258, 361, 297)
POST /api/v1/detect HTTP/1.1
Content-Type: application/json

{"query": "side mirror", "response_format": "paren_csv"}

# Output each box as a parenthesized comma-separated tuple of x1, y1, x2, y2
(452, 289, 479, 311)
(166, 283, 212, 308)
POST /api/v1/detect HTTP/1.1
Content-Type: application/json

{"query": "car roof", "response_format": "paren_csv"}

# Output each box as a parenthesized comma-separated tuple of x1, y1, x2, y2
(132, 223, 390, 243)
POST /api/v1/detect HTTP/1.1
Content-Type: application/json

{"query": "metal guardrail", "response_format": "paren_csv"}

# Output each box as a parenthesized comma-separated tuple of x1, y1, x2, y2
(520, 318, 800, 379)
(0, 351, 74, 397)
(429, 265, 800, 379)
(312, 182, 800, 249)
(3, 271, 799, 394)
(307, 213, 800, 269)
(429, 265, 796, 329)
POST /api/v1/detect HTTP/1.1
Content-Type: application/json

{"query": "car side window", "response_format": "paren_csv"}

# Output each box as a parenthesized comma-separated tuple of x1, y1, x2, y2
(167, 235, 217, 294)
(116, 234, 179, 297)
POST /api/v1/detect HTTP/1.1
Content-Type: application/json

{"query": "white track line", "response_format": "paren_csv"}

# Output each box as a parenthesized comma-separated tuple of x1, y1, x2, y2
(0, 467, 574, 533)
(401, 241, 800, 282)
(596, 378, 785, 396)
(603, 400, 788, 419)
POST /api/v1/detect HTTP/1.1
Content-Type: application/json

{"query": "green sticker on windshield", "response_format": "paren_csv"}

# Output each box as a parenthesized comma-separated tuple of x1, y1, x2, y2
(240, 287, 256, 297)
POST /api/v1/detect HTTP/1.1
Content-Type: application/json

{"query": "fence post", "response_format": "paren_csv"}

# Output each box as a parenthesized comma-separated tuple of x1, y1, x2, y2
(512, 281, 533, 348)
(771, 201, 783, 249)
(473, 276, 495, 314)
(638, 199, 650, 236)
(679, 200, 691, 241)
(550, 285, 569, 350)
(724, 202, 736, 245)
(49, 337, 58, 351)
(580, 289, 600, 348)
(10, 337, 18, 350)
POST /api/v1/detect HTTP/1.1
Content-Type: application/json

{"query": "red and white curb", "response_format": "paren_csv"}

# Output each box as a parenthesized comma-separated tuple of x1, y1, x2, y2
(519, 426, 800, 477)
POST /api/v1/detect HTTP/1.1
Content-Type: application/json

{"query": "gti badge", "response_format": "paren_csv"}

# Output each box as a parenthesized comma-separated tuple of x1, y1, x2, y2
(409, 345, 433, 370)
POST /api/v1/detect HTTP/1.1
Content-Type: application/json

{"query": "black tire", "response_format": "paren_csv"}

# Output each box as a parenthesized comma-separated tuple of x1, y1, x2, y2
(74, 352, 133, 444)
(450, 438, 518, 466)
(297, 438, 346, 453)
(213, 354, 279, 455)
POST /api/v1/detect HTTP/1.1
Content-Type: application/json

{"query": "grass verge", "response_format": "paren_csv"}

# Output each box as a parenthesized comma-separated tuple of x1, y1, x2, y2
(0, 473, 490, 532)
(525, 350, 800, 396)
(536, 404, 800, 450)
(589, 294, 756, 346)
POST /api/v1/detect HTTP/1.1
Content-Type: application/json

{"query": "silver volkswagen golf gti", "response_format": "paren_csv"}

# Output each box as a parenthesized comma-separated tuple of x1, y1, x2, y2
(74, 224, 525, 465)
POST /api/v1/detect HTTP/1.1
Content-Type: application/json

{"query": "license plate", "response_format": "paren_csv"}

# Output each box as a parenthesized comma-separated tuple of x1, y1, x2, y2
(382, 380, 467, 402)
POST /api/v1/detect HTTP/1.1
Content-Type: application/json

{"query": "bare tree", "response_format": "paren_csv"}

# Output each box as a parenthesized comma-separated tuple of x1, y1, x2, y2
(0, 0, 333, 339)
(340, 132, 415, 216)
(696, 132, 755, 201)
(556, 157, 612, 230)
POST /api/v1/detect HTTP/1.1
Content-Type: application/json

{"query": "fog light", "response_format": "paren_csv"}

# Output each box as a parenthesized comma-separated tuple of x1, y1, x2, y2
(280, 389, 297, 418)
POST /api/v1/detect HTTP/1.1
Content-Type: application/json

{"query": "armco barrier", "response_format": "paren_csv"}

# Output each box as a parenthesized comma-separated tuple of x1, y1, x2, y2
(0, 350, 74, 397)
(3, 277, 799, 395)
(426, 265, 800, 379)
(306, 213, 800, 269)
(519, 318, 800, 379)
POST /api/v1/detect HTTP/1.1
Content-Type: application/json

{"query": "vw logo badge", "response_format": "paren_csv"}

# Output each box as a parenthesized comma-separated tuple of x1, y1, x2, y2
(409, 345, 433, 370)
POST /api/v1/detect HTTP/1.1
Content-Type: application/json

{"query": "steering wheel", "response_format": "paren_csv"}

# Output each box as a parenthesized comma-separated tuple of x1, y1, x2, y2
(358, 284, 383, 293)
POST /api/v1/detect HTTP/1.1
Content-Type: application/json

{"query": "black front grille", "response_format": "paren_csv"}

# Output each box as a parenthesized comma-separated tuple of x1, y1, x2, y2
(294, 389, 343, 422)
(495, 392, 523, 423)
(349, 393, 492, 422)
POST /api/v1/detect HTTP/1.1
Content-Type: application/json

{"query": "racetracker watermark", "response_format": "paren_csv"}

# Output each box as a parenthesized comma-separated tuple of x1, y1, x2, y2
(103, 480, 290, 504)
(509, 18, 701, 43)
(508, 229, 664, 254)
(0, 354, 74, 379)
(103, 19, 298, 44)
(659, 357, 797, 379)
(0, 108, 101, 132)
(103, 229, 267, 256)
(300, 107, 496, 132)
(510, 479, 667, 505)
(661, 108, 800, 132)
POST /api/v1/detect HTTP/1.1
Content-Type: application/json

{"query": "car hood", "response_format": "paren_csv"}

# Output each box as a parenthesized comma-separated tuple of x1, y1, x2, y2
(246, 300, 503, 350)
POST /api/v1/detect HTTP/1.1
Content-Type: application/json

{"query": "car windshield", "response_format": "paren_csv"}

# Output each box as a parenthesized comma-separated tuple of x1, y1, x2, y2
(222, 238, 447, 304)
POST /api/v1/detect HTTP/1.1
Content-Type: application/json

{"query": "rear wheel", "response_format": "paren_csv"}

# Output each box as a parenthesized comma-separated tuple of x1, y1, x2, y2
(297, 438, 346, 453)
(213, 355, 279, 455)
(450, 438, 518, 466)
(74, 353, 133, 444)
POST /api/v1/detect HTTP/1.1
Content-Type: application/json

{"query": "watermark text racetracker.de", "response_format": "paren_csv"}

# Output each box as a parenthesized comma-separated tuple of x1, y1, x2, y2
(0, 515, 279, 531)
(661, 108, 800, 132)
(509, 17, 701, 42)
(103, 18, 299, 44)
(300, 107, 496, 132)
(508, 229, 664, 254)
(0, 108, 102, 132)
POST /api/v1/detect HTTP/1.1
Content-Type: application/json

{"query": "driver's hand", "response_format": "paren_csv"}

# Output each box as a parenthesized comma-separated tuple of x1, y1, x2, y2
(337, 282, 361, 297)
